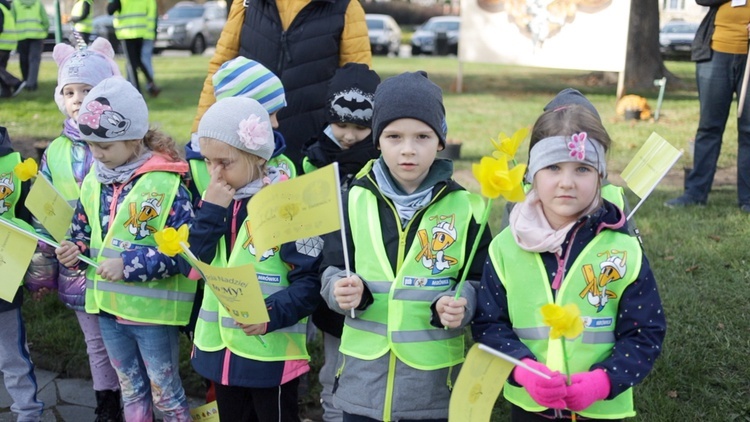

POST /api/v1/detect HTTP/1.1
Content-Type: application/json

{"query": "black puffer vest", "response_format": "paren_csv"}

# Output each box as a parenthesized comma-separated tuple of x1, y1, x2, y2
(239, 0, 349, 165)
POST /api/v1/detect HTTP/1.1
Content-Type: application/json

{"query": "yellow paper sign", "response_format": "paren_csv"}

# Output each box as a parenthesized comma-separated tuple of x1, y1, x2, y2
(191, 259, 270, 325)
(449, 343, 515, 422)
(25, 175, 75, 242)
(190, 400, 219, 422)
(247, 163, 341, 257)
(620, 132, 682, 198)
(0, 218, 38, 302)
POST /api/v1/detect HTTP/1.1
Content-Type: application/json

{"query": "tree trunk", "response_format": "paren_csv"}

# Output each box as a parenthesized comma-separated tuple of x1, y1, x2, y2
(624, 0, 681, 93)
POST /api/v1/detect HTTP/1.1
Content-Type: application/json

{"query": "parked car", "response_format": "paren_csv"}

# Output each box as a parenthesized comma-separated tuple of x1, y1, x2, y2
(659, 20, 699, 60)
(366, 14, 401, 56)
(410, 16, 460, 56)
(155, 1, 226, 55)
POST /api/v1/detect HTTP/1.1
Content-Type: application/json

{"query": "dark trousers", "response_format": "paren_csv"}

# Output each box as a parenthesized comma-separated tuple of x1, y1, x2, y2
(16, 38, 42, 89)
(0, 50, 22, 97)
(121, 37, 153, 93)
(214, 377, 300, 422)
(343, 413, 447, 422)
(687, 50, 750, 205)
(510, 405, 622, 422)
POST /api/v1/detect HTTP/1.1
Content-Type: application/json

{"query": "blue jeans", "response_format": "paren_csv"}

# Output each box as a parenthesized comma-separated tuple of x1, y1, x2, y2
(98, 317, 190, 421)
(687, 51, 750, 205)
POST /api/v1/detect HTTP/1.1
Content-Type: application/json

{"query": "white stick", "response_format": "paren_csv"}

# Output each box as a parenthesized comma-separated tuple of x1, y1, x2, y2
(478, 343, 552, 380)
(332, 163, 355, 318)
(627, 150, 683, 221)
(739, 34, 750, 117)
(0, 217, 98, 267)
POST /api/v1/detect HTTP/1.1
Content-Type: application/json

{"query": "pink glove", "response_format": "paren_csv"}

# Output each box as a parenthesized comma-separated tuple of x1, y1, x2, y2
(513, 358, 568, 409)
(564, 369, 611, 412)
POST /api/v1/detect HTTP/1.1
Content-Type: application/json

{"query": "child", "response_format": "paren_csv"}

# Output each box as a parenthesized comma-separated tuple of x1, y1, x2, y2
(24, 38, 123, 422)
(320, 71, 491, 421)
(0, 126, 44, 422)
(186, 56, 295, 200)
(472, 105, 666, 421)
(300, 61, 380, 422)
(55, 76, 195, 422)
(185, 96, 322, 421)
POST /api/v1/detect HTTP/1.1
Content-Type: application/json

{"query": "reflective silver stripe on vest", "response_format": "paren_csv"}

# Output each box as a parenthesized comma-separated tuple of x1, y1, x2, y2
(67, 199, 78, 207)
(366, 281, 392, 294)
(198, 309, 218, 322)
(219, 317, 306, 334)
(89, 248, 100, 258)
(345, 316, 387, 336)
(95, 281, 195, 302)
(391, 328, 463, 343)
(100, 248, 122, 259)
(260, 284, 285, 296)
(582, 331, 615, 344)
(392, 289, 443, 302)
(514, 326, 550, 340)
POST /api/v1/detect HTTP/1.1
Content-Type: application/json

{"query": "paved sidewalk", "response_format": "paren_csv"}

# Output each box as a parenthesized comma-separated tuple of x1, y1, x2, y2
(0, 369, 204, 421)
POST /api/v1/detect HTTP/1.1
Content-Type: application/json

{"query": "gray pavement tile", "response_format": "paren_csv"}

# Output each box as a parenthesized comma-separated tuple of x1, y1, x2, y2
(56, 379, 96, 408)
(37, 381, 57, 410)
(57, 404, 96, 422)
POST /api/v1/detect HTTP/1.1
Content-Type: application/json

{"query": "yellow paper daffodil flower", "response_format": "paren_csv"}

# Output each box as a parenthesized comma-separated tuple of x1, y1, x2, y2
(472, 156, 527, 202)
(154, 225, 190, 257)
(491, 127, 529, 160)
(14, 158, 38, 182)
(541, 303, 584, 340)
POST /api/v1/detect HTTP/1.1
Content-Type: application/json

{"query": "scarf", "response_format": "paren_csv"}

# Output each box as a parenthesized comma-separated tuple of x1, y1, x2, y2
(94, 151, 153, 184)
(509, 189, 600, 254)
(233, 166, 280, 200)
(63, 118, 81, 141)
(373, 158, 434, 227)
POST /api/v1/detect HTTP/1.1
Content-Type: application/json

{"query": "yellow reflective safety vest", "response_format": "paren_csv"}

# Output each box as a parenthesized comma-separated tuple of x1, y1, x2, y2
(189, 155, 296, 199)
(113, 0, 149, 39)
(81, 171, 196, 325)
(341, 183, 482, 371)
(12, 0, 46, 40)
(193, 215, 309, 361)
(0, 3, 18, 51)
(71, 0, 93, 34)
(46, 136, 83, 207)
(490, 227, 641, 419)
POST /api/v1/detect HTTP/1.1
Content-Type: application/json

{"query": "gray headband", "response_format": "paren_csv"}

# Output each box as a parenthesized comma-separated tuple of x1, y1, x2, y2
(526, 133, 607, 183)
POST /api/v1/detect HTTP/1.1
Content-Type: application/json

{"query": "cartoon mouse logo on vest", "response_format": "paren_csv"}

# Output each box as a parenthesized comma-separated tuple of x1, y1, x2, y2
(78, 98, 131, 139)
(0, 173, 14, 214)
(124, 194, 164, 240)
(579, 249, 628, 312)
(416, 214, 458, 274)
(242, 221, 278, 261)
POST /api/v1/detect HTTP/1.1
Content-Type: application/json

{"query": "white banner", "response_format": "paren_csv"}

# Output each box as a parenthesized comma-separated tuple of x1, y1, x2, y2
(459, 0, 632, 72)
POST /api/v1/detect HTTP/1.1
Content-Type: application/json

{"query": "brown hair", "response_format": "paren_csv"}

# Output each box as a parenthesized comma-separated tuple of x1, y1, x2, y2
(529, 105, 612, 153)
(141, 129, 182, 162)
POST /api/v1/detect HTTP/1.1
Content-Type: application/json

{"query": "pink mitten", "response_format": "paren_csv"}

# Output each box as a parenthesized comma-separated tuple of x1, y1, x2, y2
(563, 369, 611, 412)
(513, 358, 568, 409)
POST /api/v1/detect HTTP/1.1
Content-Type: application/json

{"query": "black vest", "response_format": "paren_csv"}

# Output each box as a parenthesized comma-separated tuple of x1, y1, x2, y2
(239, 0, 349, 166)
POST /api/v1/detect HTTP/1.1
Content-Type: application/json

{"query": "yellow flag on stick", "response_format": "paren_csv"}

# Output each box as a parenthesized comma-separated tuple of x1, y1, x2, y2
(449, 343, 515, 422)
(25, 175, 75, 242)
(620, 132, 682, 220)
(247, 163, 341, 257)
(0, 218, 38, 302)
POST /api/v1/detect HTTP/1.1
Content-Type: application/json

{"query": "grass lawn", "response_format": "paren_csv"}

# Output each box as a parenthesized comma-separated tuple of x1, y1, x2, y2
(6, 53, 750, 421)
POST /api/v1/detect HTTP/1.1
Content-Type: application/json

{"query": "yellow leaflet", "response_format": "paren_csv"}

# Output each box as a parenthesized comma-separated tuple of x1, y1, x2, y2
(449, 343, 514, 422)
(25, 176, 74, 242)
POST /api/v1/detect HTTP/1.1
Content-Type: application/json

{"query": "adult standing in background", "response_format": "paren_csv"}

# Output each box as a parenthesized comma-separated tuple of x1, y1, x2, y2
(108, 0, 157, 94)
(69, 0, 94, 44)
(666, 0, 750, 213)
(0, 0, 25, 97)
(190, 0, 372, 168)
(11, 0, 48, 91)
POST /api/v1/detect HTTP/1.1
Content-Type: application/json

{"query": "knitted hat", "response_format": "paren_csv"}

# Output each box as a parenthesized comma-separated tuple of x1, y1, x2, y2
(78, 77, 149, 143)
(526, 133, 607, 183)
(53, 38, 121, 116)
(197, 97, 275, 161)
(543, 88, 601, 121)
(212, 57, 286, 114)
(326, 63, 380, 127)
(371, 71, 447, 147)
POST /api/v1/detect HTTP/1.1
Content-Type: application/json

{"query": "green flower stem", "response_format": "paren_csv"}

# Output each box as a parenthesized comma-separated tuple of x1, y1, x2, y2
(453, 197, 493, 301)
(562, 339, 577, 421)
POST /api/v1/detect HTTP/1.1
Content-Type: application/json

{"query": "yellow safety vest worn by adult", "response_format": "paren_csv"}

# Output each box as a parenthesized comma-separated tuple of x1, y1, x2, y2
(113, 0, 149, 40)
(189, 156, 296, 197)
(13, 0, 46, 40)
(491, 228, 642, 419)
(0, 3, 18, 51)
(71, 0, 93, 34)
(193, 216, 309, 361)
(81, 171, 196, 325)
(46, 136, 83, 207)
(341, 182, 481, 371)
(0, 152, 37, 284)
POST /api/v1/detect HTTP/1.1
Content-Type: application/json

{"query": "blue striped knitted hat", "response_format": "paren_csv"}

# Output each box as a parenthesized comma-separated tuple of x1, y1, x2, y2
(212, 57, 287, 114)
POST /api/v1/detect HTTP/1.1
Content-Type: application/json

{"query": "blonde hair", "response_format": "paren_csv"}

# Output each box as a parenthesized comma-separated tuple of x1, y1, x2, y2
(200, 137, 268, 182)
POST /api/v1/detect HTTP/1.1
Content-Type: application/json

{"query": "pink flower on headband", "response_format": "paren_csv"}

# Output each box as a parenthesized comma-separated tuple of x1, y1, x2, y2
(568, 132, 587, 160)
(237, 115, 270, 151)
